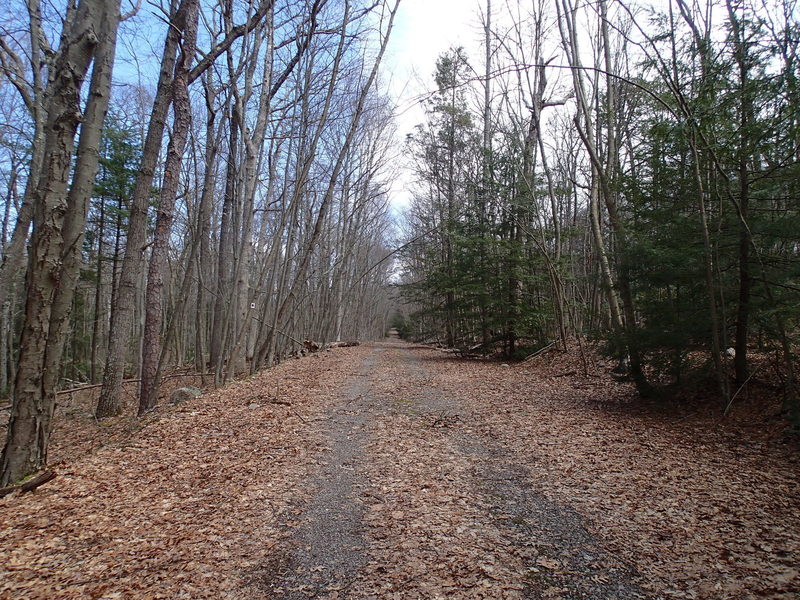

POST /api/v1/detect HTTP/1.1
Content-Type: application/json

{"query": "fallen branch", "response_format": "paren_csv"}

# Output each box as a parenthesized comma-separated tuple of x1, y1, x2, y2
(455, 339, 501, 359)
(55, 372, 215, 396)
(328, 340, 360, 348)
(523, 340, 558, 362)
(0, 470, 57, 498)
(724, 362, 766, 415)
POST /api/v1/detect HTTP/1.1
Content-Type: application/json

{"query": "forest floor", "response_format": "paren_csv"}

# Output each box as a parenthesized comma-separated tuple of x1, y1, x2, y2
(1, 340, 799, 599)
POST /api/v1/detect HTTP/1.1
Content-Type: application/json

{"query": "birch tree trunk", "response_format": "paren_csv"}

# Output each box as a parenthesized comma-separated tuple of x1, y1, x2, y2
(558, 0, 649, 393)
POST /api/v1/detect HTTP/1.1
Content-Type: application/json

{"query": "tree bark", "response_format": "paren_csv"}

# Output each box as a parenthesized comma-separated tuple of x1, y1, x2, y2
(138, 0, 199, 414)
(0, 0, 48, 314)
(726, 0, 752, 385)
(96, 0, 184, 418)
(1, 0, 121, 485)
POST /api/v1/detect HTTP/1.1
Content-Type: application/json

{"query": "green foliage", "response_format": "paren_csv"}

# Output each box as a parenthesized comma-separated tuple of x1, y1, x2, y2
(94, 122, 140, 203)
(61, 118, 143, 386)
(401, 6, 800, 412)
(389, 312, 412, 339)
(86, 119, 141, 253)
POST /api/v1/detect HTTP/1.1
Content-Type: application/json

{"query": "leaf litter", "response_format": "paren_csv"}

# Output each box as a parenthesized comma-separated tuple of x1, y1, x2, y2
(1, 348, 370, 600)
(1, 341, 798, 599)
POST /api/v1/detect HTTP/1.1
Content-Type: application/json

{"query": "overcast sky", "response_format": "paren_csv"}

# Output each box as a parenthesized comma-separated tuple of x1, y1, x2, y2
(382, 0, 488, 212)
(385, 0, 486, 132)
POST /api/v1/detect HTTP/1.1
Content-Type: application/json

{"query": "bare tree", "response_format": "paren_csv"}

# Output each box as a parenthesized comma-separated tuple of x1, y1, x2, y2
(1, 0, 122, 484)
(138, 0, 199, 414)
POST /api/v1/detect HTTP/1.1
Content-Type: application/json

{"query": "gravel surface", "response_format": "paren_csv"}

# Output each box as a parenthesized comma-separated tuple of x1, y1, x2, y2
(397, 344, 645, 599)
(268, 341, 644, 598)
(267, 351, 380, 598)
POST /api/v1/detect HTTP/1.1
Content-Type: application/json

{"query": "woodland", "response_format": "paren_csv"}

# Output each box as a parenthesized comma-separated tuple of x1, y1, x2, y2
(395, 0, 800, 430)
(0, 0, 401, 485)
(0, 0, 799, 592)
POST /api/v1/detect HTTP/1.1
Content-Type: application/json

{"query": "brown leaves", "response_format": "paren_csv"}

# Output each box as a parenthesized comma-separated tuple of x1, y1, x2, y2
(535, 557, 561, 570)
(2, 342, 798, 599)
(345, 354, 534, 598)
(425, 347, 800, 600)
(0, 347, 373, 600)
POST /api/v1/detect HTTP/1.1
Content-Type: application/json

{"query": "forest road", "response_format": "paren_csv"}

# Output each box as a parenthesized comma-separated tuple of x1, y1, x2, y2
(265, 340, 643, 599)
(2, 338, 795, 599)
(266, 348, 378, 598)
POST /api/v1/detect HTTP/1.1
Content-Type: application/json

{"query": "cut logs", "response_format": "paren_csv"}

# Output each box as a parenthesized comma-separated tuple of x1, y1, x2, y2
(328, 341, 360, 348)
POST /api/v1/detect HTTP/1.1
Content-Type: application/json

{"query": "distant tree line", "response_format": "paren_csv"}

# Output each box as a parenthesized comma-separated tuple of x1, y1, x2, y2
(399, 0, 799, 419)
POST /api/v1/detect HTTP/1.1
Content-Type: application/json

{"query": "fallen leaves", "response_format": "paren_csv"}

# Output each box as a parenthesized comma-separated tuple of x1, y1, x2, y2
(0, 347, 374, 600)
(425, 345, 800, 599)
(1, 341, 798, 599)
(536, 557, 561, 570)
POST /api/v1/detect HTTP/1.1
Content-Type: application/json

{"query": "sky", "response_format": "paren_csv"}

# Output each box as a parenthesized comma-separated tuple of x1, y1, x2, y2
(109, 0, 492, 218)
(378, 0, 678, 216)
(384, 0, 486, 133)
(382, 0, 489, 213)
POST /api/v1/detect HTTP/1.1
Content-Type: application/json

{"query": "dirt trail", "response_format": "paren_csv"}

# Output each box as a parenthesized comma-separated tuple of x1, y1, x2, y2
(267, 351, 380, 598)
(263, 341, 643, 598)
(397, 345, 644, 599)
(262, 341, 799, 599)
(2, 340, 797, 599)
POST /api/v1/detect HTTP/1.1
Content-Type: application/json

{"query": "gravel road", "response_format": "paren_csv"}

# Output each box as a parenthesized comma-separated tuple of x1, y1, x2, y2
(266, 341, 643, 599)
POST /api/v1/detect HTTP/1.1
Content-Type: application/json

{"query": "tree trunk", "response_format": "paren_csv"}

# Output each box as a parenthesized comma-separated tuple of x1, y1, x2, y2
(96, 0, 184, 418)
(139, 0, 199, 414)
(1, 0, 120, 485)
(0, 0, 48, 314)
(210, 111, 238, 385)
(726, 0, 752, 385)
(91, 196, 105, 383)
(194, 75, 219, 376)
